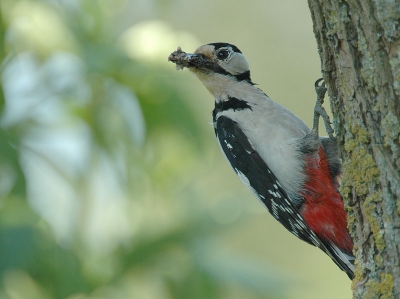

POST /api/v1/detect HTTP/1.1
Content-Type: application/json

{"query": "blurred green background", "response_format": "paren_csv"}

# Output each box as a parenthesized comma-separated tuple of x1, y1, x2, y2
(0, 0, 351, 298)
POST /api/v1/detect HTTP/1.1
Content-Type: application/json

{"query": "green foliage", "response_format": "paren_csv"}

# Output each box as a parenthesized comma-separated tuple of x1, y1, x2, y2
(0, 1, 288, 298)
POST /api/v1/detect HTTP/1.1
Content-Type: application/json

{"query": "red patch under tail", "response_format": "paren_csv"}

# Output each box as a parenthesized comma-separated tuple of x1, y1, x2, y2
(301, 146, 353, 253)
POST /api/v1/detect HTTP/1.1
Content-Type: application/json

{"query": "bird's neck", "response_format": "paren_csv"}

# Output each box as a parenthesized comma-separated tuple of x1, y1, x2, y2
(193, 71, 259, 100)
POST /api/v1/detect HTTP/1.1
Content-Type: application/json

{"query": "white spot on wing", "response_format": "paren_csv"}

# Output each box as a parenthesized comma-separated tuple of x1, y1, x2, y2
(224, 139, 233, 150)
(267, 189, 279, 198)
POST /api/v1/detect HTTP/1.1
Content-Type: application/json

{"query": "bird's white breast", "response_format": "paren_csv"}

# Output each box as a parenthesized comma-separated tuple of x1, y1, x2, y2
(217, 90, 310, 197)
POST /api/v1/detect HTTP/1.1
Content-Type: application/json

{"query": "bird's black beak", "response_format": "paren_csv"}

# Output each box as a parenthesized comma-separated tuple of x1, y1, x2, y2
(168, 47, 209, 70)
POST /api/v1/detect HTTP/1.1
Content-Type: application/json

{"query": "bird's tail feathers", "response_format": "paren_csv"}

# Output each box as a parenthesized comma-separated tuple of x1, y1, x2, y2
(325, 241, 355, 279)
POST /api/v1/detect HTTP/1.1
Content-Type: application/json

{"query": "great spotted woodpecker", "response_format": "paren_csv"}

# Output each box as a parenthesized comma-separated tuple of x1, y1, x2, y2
(168, 43, 355, 279)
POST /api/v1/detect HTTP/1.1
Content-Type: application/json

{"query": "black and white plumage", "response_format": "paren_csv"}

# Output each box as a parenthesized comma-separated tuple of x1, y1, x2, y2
(215, 114, 319, 245)
(168, 43, 355, 279)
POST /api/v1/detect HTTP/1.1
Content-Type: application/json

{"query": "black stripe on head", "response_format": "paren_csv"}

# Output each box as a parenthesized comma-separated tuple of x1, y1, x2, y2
(211, 65, 252, 84)
(207, 42, 242, 53)
(212, 96, 252, 121)
(235, 71, 251, 83)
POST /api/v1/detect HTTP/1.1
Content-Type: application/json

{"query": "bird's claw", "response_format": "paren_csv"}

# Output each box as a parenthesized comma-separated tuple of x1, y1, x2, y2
(315, 78, 325, 88)
(313, 78, 335, 140)
(315, 78, 327, 105)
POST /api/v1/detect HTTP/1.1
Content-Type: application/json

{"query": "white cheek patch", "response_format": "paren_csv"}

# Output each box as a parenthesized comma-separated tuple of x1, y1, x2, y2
(219, 53, 250, 75)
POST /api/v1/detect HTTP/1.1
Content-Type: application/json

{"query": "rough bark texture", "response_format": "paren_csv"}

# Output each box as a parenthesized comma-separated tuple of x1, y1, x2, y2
(308, 0, 400, 298)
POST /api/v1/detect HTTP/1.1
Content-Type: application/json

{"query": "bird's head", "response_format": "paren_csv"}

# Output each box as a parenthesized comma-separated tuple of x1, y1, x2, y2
(169, 43, 252, 96)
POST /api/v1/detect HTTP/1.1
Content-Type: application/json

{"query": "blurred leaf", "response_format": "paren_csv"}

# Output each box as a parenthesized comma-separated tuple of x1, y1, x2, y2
(0, 128, 26, 198)
(0, 199, 89, 299)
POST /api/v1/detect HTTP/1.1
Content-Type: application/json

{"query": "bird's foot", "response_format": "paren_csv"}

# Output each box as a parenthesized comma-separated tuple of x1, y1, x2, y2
(313, 78, 335, 140)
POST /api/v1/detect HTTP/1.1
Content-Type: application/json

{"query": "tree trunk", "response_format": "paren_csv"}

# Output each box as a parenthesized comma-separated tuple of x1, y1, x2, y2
(308, 0, 400, 298)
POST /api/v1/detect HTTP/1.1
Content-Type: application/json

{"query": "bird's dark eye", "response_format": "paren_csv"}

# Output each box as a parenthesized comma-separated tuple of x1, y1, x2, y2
(217, 50, 229, 60)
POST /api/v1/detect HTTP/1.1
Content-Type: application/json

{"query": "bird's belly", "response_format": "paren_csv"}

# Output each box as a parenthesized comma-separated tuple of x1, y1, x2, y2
(227, 110, 308, 198)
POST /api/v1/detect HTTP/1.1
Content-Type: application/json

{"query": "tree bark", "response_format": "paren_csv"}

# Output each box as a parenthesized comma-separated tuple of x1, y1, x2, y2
(308, 0, 400, 298)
